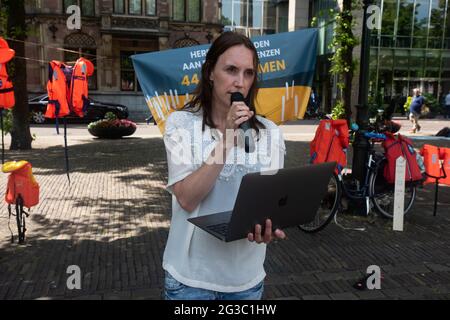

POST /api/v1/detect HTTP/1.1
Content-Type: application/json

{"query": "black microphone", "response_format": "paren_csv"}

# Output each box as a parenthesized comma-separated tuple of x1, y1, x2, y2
(230, 92, 254, 153)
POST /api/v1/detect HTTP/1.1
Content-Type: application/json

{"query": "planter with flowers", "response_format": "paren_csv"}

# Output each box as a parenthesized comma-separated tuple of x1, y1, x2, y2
(88, 112, 137, 139)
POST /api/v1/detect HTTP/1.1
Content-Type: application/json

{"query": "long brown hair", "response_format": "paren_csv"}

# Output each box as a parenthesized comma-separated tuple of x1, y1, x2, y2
(183, 32, 265, 133)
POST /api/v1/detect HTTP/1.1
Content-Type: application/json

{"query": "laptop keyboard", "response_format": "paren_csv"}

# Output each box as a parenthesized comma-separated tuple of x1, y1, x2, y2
(206, 223, 229, 236)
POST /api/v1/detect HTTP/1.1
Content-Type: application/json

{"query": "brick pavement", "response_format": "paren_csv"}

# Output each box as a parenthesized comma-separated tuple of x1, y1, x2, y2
(0, 123, 449, 300)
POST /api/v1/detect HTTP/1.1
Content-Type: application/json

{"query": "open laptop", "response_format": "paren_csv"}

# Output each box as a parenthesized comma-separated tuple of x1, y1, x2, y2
(187, 161, 336, 242)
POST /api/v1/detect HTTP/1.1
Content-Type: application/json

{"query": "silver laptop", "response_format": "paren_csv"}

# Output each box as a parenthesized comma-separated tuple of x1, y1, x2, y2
(188, 162, 336, 242)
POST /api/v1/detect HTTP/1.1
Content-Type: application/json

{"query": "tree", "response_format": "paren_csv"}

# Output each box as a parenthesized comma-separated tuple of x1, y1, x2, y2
(329, 0, 360, 122)
(0, 0, 32, 150)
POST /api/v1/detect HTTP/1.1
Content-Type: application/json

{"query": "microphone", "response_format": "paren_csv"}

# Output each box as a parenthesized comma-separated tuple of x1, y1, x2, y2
(230, 92, 254, 153)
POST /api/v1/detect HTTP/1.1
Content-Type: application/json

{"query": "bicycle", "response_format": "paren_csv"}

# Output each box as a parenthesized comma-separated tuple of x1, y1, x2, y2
(298, 121, 417, 233)
(7, 194, 29, 244)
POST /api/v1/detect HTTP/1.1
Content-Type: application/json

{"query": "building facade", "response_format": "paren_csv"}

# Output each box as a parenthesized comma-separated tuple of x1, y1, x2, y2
(369, 0, 450, 112)
(24, 0, 222, 120)
(311, 0, 450, 114)
(24, 1, 448, 120)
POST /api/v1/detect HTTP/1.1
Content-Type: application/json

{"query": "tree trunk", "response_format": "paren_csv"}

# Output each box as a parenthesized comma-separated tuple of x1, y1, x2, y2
(7, 0, 32, 150)
(343, 0, 354, 123)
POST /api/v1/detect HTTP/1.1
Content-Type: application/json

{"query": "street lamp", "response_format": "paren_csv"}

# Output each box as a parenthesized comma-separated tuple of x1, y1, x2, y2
(352, 0, 371, 183)
(351, 0, 372, 215)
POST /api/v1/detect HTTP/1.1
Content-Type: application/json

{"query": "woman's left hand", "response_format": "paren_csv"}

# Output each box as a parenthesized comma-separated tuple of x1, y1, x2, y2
(247, 219, 286, 244)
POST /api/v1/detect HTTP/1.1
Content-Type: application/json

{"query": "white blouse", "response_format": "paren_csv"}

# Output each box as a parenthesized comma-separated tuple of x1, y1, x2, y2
(162, 109, 286, 292)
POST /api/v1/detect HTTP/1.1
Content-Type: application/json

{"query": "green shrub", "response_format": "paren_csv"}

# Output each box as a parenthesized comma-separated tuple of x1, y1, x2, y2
(331, 101, 346, 120)
(0, 109, 13, 135)
(422, 93, 442, 114)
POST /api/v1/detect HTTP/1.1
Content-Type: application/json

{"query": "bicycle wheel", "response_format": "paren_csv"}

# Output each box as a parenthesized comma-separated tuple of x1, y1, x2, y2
(370, 159, 416, 218)
(15, 195, 26, 244)
(298, 173, 341, 233)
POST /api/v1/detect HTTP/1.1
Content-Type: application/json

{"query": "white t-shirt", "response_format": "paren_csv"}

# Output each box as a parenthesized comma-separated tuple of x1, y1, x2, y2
(162, 109, 286, 292)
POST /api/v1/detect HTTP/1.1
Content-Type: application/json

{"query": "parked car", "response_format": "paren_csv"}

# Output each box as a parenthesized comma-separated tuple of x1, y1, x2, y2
(28, 94, 129, 124)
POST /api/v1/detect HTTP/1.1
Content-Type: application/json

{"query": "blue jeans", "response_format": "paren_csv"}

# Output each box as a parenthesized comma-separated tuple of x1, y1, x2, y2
(445, 105, 450, 119)
(164, 271, 264, 300)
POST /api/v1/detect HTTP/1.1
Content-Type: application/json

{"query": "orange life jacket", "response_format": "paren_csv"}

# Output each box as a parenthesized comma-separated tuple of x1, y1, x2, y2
(440, 147, 450, 185)
(70, 57, 94, 117)
(310, 119, 349, 173)
(0, 37, 15, 109)
(46, 60, 71, 118)
(2, 161, 39, 209)
(420, 144, 443, 185)
(382, 133, 423, 184)
(0, 37, 15, 63)
(420, 145, 450, 185)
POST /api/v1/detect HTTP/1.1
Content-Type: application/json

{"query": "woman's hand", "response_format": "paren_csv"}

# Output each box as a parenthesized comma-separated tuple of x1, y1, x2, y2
(226, 101, 254, 131)
(247, 219, 286, 244)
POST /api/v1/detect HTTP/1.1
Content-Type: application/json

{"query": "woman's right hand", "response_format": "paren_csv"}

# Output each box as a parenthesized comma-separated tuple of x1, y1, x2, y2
(226, 101, 254, 131)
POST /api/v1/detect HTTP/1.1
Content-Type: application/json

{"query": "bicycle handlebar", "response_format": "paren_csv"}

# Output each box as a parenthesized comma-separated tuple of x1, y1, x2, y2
(363, 132, 386, 140)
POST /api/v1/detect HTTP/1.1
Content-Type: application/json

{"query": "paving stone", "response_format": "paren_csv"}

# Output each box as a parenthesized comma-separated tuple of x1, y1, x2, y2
(329, 292, 359, 300)
(0, 130, 449, 300)
(354, 289, 386, 300)
(302, 294, 331, 300)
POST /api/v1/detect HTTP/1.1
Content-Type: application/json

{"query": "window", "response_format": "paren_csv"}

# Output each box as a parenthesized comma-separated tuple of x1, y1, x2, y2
(145, 0, 156, 15)
(120, 51, 142, 92)
(221, 0, 276, 36)
(114, 0, 125, 14)
(129, 0, 142, 14)
(173, 0, 201, 22)
(113, 0, 156, 15)
(63, 0, 95, 16)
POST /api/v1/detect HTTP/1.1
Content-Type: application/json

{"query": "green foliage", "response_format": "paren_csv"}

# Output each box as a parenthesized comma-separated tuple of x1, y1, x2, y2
(331, 101, 346, 120)
(422, 93, 443, 114)
(326, 0, 361, 119)
(0, 109, 13, 135)
(329, 9, 359, 92)
(403, 96, 412, 112)
(104, 112, 117, 120)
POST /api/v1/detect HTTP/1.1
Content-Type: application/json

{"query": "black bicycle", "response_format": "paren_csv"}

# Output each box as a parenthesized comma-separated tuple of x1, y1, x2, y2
(7, 194, 29, 244)
(298, 124, 417, 233)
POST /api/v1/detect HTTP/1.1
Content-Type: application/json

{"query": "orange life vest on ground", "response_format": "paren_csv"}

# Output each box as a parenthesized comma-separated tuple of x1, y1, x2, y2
(2, 161, 39, 209)
(46, 60, 71, 118)
(310, 119, 349, 173)
(0, 37, 15, 109)
(70, 57, 94, 117)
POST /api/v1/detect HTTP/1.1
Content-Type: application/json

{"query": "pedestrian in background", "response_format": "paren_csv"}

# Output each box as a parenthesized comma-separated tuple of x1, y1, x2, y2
(445, 90, 450, 119)
(409, 88, 424, 133)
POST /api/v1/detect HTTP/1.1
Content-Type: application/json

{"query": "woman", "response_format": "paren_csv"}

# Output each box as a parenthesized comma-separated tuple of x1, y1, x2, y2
(162, 32, 286, 300)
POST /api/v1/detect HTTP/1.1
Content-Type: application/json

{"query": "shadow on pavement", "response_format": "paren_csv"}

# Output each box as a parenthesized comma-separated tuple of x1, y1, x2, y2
(0, 137, 449, 300)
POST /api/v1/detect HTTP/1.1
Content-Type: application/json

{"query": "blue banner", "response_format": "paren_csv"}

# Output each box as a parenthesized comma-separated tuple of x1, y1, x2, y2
(132, 29, 318, 132)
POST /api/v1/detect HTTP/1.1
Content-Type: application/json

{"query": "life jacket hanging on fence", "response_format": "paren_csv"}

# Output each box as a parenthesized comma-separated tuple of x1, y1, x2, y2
(46, 60, 71, 119)
(70, 57, 94, 117)
(0, 37, 15, 109)
(310, 119, 349, 174)
(45, 57, 93, 183)
(420, 144, 444, 185)
(439, 147, 450, 185)
(382, 133, 422, 184)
